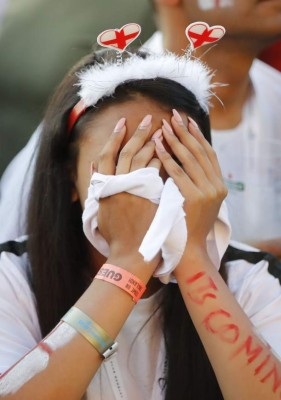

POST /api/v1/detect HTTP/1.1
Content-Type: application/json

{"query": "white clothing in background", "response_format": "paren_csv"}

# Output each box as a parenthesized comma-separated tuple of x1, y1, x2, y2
(144, 32, 281, 243)
(0, 239, 281, 399)
(0, 126, 40, 243)
(212, 61, 281, 242)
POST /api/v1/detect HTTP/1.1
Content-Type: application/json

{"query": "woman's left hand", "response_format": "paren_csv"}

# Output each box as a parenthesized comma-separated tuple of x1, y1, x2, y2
(156, 112, 281, 400)
(155, 110, 227, 248)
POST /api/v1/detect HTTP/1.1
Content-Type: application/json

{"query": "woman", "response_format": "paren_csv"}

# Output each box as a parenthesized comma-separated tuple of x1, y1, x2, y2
(0, 48, 280, 399)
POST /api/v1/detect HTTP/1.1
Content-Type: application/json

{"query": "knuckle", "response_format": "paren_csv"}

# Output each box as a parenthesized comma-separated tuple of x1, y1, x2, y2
(131, 156, 144, 169)
(191, 191, 205, 205)
(119, 150, 132, 161)
(193, 145, 205, 159)
(134, 129, 147, 139)
(160, 151, 171, 162)
(171, 164, 185, 178)
(167, 133, 178, 143)
(146, 141, 156, 150)
(207, 187, 218, 200)
(151, 159, 161, 169)
(218, 183, 228, 199)
(209, 147, 218, 159)
(98, 151, 111, 163)
(183, 152, 195, 163)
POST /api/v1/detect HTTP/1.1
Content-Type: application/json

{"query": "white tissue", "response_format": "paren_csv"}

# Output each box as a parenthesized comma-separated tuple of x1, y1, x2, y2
(82, 168, 231, 283)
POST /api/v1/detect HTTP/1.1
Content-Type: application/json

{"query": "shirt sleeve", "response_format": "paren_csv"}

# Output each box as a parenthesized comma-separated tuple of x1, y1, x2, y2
(0, 251, 41, 374)
(226, 257, 281, 359)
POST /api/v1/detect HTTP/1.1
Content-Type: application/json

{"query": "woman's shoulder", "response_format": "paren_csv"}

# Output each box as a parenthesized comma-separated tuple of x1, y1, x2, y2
(224, 241, 281, 355)
(0, 236, 37, 317)
(224, 240, 281, 296)
(0, 236, 31, 290)
(0, 237, 41, 373)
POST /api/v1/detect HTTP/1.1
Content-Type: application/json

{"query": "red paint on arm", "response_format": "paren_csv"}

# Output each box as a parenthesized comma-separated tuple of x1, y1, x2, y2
(255, 355, 271, 376)
(260, 364, 281, 393)
(186, 272, 218, 305)
(203, 309, 230, 334)
(203, 309, 240, 344)
(231, 335, 263, 363)
(186, 271, 206, 285)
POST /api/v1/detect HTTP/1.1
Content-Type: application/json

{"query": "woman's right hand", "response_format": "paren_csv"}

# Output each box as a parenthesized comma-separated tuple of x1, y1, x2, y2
(96, 115, 161, 265)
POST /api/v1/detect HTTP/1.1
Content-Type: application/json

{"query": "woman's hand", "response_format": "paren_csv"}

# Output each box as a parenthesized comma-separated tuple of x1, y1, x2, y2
(96, 115, 161, 262)
(155, 110, 227, 248)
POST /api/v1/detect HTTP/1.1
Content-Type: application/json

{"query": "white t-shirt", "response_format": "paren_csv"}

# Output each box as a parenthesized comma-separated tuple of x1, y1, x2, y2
(212, 61, 281, 242)
(144, 32, 281, 243)
(0, 239, 281, 399)
(0, 125, 40, 243)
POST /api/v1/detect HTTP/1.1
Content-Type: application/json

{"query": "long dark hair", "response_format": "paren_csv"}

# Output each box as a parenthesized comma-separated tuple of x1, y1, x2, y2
(27, 49, 223, 399)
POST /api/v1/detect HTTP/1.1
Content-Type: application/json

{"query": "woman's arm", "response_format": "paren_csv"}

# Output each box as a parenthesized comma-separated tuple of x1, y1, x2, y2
(156, 111, 281, 400)
(0, 116, 160, 399)
(175, 245, 281, 400)
(0, 261, 154, 400)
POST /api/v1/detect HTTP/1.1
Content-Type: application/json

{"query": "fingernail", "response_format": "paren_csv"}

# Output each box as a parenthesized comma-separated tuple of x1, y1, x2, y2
(139, 114, 152, 129)
(162, 119, 174, 134)
(155, 138, 166, 152)
(172, 109, 184, 125)
(151, 128, 163, 141)
(188, 116, 199, 129)
(113, 117, 126, 133)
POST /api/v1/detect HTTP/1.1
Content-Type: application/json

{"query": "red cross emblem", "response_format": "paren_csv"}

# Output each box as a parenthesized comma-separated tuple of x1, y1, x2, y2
(97, 23, 141, 52)
(185, 22, 225, 50)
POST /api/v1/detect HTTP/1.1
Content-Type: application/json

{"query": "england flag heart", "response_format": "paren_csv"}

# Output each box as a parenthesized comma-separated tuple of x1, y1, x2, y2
(185, 22, 225, 50)
(97, 23, 141, 52)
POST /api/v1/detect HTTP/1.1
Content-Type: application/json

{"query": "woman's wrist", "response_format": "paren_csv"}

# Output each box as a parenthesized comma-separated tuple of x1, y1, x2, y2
(174, 240, 213, 278)
(106, 252, 159, 283)
(95, 264, 147, 303)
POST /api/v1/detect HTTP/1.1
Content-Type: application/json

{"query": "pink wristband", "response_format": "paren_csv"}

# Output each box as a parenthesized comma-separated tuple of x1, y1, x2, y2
(95, 264, 146, 303)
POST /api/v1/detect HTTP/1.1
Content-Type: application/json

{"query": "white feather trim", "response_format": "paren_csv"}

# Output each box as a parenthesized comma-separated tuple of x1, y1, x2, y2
(76, 53, 214, 112)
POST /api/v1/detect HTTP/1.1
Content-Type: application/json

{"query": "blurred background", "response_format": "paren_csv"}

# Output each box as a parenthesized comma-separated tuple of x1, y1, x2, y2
(0, 0, 156, 176)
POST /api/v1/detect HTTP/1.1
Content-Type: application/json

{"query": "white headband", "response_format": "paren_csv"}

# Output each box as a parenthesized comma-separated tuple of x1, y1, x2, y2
(77, 52, 213, 112)
(67, 51, 216, 133)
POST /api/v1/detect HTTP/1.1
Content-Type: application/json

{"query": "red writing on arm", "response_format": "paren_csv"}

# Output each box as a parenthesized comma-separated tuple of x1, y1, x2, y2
(255, 355, 271, 376)
(186, 271, 206, 284)
(185, 271, 281, 397)
(203, 309, 240, 344)
(186, 271, 218, 305)
(231, 335, 263, 363)
(260, 364, 281, 393)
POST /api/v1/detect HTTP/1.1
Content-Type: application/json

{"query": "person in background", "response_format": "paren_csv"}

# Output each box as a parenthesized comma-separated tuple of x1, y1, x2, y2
(147, 0, 281, 257)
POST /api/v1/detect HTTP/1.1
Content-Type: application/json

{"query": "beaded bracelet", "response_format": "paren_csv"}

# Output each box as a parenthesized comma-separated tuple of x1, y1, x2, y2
(62, 307, 118, 359)
(94, 264, 146, 303)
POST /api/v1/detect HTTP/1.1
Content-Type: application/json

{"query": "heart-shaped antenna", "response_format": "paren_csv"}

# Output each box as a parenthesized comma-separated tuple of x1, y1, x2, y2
(97, 23, 141, 52)
(185, 22, 225, 50)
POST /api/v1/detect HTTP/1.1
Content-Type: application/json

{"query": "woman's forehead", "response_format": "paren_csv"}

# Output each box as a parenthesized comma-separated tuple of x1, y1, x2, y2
(83, 97, 175, 142)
